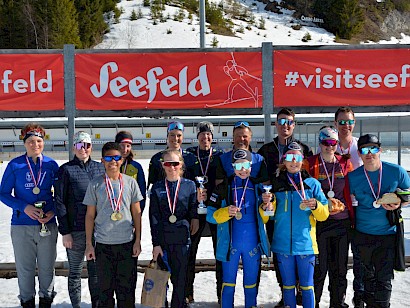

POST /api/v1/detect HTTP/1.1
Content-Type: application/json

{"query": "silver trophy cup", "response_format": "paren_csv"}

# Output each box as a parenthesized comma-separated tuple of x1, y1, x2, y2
(262, 185, 275, 216)
(34, 201, 51, 237)
(195, 176, 208, 214)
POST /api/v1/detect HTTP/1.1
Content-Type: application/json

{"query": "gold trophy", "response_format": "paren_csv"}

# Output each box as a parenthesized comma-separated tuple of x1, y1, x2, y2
(34, 201, 51, 237)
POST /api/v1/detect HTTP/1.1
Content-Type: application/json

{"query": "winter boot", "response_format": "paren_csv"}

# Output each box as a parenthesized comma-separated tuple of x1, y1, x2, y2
(20, 298, 35, 308)
(39, 297, 53, 308)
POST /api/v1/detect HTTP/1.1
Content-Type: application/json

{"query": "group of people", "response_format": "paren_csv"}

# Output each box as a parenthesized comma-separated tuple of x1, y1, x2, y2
(0, 106, 408, 308)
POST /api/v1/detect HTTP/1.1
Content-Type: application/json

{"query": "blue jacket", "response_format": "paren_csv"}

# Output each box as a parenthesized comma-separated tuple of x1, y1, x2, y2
(149, 178, 198, 247)
(0, 154, 59, 226)
(271, 170, 329, 255)
(54, 156, 105, 235)
(121, 158, 147, 212)
(206, 175, 270, 262)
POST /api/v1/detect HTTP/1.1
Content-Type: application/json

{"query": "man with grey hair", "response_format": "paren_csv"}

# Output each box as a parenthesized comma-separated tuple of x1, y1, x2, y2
(185, 121, 224, 304)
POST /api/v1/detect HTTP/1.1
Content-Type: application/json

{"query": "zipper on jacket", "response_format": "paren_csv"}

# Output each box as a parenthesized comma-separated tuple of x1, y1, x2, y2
(290, 191, 293, 255)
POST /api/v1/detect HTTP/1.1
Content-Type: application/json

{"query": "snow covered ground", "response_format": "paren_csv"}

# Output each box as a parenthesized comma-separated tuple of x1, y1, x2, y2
(0, 155, 409, 307)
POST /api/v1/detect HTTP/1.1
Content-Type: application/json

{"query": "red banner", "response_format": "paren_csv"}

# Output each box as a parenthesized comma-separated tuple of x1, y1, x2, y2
(274, 49, 410, 107)
(0, 54, 64, 111)
(75, 52, 262, 110)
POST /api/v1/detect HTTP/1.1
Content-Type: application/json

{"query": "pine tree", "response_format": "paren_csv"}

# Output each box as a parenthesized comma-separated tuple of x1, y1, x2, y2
(0, 1, 27, 48)
(75, 0, 107, 48)
(50, 0, 82, 48)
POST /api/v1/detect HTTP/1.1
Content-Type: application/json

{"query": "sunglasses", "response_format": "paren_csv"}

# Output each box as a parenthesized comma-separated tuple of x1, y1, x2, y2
(74, 142, 91, 150)
(167, 122, 184, 132)
(277, 118, 295, 126)
(163, 161, 181, 167)
(320, 139, 338, 147)
(359, 146, 380, 155)
(338, 119, 355, 125)
(232, 161, 252, 170)
(283, 153, 304, 162)
(234, 121, 250, 128)
(103, 155, 122, 162)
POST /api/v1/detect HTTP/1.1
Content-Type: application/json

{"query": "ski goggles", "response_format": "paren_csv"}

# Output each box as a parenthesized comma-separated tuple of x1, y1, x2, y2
(320, 139, 338, 147)
(163, 161, 181, 167)
(103, 155, 122, 162)
(167, 122, 184, 132)
(283, 153, 304, 162)
(277, 118, 295, 126)
(359, 146, 380, 155)
(232, 161, 252, 170)
(338, 119, 355, 125)
(234, 121, 250, 128)
(74, 142, 91, 150)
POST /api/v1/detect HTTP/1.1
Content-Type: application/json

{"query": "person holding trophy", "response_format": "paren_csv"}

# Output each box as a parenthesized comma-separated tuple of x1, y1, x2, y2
(206, 149, 270, 308)
(269, 142, 329, 308)
(0, 123, 59, 308)
(184, 121, 224, 304)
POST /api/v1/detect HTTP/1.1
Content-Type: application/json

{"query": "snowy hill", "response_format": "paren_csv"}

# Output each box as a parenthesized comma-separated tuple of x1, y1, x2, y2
(95, 0, 410, 49)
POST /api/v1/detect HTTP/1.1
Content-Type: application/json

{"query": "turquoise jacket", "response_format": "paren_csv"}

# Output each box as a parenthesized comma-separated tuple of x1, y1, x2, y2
(271, 170, 329, 255)
(206, 175, 270, 262)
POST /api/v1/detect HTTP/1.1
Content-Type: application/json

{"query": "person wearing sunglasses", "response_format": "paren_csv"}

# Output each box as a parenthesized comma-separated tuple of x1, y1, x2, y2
(184, 121, 224, 304)
(149, 149, 199, 308)
(54, 131, 105, 308)
(206, 149, 270, 308)
(147, 121, 196, 189)
(328, 107, 365, 308)
(257, 108, 312, 307)
(306, 126, 354, 308)
(269, 141, 329, 308)
(333, 107, 363, 170)
(347, 134, 410, 308)
(84, 142, 143, 308)
(0, 123, 59, 308)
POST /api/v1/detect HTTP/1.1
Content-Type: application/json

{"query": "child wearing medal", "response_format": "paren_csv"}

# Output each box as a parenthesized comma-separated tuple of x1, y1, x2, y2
(149, 149, 199, 308)
(84, 142, 143, 308)
(269, 142, 329, 308)
(306, 126, 353, 308)
(206, 149, 270, 308)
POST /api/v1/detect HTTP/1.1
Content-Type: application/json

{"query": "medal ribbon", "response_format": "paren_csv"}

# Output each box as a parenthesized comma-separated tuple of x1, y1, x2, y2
(121, 160, 128, 174)
(287, 173, 306, 201)
(165, 178, 181, 216)
(25, 155, 43, 189)
(234, 177, 249, 211)
(363, 163, 383, 202)
(197, 147, 212, 176)
(105, 173, 124, 212)
(319, 154, 335, 193)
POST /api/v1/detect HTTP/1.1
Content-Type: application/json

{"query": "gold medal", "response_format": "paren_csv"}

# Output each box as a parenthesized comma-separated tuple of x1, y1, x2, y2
(32, 187, 40, 194)
(111, 212, 118, 221)
(299, 202, 307, 210)
(169, 214, 177, 223)
(115, 212, 123, 221)
(235, 212, 242, 220)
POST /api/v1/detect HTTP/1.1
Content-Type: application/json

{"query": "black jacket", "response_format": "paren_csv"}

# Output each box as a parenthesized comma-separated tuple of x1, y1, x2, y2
(55, 156, 105, 235)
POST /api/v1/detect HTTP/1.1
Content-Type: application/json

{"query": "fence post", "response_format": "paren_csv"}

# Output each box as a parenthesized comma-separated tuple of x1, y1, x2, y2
(262, 42, 273, 144)
(64, 44, 76, 159)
